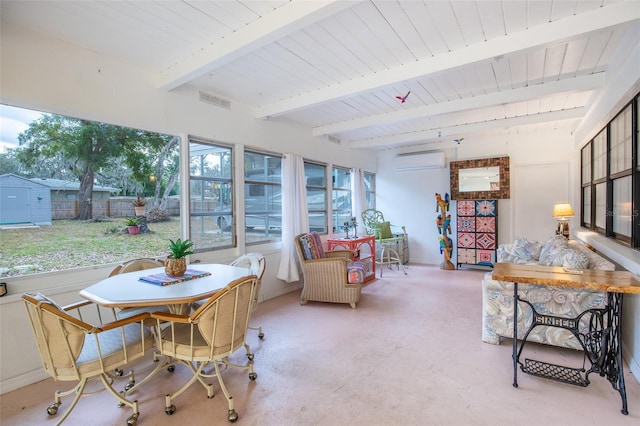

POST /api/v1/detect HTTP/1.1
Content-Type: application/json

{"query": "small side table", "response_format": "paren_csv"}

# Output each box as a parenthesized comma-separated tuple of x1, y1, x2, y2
(327, 235, 376, 283)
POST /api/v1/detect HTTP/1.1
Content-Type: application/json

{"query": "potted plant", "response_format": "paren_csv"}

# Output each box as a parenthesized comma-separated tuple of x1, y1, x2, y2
(131, 195, 146, 216)
(165, 238, 195, 277)
(125, 217, 140, 235)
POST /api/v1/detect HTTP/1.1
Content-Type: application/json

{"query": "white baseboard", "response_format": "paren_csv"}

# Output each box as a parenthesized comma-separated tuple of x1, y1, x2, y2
(623, 342, 640, 385)
(0, 369, 48, 395)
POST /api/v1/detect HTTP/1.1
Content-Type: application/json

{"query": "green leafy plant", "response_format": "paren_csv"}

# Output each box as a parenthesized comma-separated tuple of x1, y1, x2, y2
(131, 195, 146, 207)
(168, 238, 195, 259)
(124, 217, 140, 226)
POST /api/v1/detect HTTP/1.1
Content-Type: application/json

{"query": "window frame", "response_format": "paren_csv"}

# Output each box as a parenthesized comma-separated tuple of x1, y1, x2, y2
(188, 137, 235, 251)
(243, 149, 282, 245)
(331, 166, 352, 233)
(304, 160, 328, 234)
(580, 94, 639, 247)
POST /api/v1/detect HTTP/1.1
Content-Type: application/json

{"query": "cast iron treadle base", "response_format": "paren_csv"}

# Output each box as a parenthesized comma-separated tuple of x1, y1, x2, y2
(522, 358, 589, 387)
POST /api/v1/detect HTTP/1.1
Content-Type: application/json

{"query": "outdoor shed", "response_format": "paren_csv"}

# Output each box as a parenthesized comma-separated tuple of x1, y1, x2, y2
(0, 173, 52, 226)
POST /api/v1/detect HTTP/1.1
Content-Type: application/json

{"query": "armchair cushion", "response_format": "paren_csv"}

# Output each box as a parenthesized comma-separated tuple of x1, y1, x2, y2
(512, 236, 543, 262)
(346, 261, 366, 284)
(299, 231, 325, 260)
(540, 247, 589, 269)
(376, 221, 393, 239)
(539, 235, 570, 264)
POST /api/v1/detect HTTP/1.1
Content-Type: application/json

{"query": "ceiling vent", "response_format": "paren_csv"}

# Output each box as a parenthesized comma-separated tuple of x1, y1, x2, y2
(327, 135, 341, 144)
(392, 151, 446, 172)
(198, 91, 231, 110)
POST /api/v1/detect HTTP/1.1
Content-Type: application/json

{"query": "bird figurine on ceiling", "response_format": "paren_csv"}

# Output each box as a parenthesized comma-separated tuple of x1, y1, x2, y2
(454, 138, 464, 144)
(396, 91, 410, 103)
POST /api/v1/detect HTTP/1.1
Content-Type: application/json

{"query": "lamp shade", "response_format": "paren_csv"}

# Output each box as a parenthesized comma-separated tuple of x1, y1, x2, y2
(552, 202, 574, 218)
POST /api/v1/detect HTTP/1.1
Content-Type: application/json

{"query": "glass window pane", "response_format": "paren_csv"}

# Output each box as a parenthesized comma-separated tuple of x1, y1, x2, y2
(610, 104, 632, 174)
(189, 140, 233, 249)
(305, 162, 327, 233)
(364, 172, 375, 209)
(592, 130, 606, 180)
(582, 187, 591, 225)
(332, 167, 352, 232)
(595, 182, 606, 230)
(332, 168, 350, 190)
(581, 144, 591, 183)
(0, 104, 182, 277)
(244, 150, 282, 243)
(637, 97, 640, 167)
(612, 176, 632, 237)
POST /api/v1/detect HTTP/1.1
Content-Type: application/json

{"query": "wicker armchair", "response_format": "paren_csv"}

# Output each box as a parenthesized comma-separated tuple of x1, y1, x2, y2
(294, 232, 363, 309)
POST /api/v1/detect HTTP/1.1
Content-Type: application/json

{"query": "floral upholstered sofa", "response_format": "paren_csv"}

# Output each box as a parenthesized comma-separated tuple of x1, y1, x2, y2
(481, 235, 615, 349)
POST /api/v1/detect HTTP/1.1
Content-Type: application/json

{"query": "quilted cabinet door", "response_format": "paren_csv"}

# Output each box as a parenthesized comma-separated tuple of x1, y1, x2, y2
(456, 200, 497, 268)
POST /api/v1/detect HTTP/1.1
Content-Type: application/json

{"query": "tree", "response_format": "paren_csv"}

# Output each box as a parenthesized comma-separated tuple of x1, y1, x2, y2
(0, 149, 24, 175)
(120, 133, 180, 211)
(16, 114, 179, 220)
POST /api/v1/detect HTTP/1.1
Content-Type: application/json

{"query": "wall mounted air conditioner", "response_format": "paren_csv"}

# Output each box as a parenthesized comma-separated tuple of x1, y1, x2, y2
(392, 151, 446, 171)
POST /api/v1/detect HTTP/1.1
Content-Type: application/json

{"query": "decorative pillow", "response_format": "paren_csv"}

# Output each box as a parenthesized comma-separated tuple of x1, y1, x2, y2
(346, 261, 366, 284)
(539, 235, 570, 265)
(299, 233, 324, 260)
(512, 236, 543, 261)
(309, 231, 325, 258)
(540, 248, 589, 270)
(377, 221, 393, 239)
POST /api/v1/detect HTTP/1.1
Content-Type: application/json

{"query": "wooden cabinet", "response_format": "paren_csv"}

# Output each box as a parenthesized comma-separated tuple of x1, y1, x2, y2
(456, 200, 498, 268)
(327, 235, 376, 283)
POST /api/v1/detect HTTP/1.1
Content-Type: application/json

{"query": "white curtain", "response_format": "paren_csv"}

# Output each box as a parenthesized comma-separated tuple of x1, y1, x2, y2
(350, 168, 367, 236)
(277, 153, 309, 283)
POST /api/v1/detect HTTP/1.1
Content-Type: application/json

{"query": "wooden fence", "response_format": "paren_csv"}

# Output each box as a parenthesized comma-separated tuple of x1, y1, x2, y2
(50, 197, 185, 219)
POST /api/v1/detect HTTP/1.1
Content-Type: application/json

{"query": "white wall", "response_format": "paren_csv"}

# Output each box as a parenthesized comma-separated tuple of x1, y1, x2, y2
(375, 132, 576, 266)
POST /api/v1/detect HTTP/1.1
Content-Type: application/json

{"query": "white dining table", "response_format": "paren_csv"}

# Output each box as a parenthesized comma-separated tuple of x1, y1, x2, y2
(80, 263, 252, 315)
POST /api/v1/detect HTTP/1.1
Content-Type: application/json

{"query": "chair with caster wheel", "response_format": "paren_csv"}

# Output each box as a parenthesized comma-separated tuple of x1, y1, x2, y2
(231, 253, 266, 358)
(108, 257, 171, 326)
(22, 292, 155, 426)
(191, 253, 266, 360)
(151, 275, 258, 423)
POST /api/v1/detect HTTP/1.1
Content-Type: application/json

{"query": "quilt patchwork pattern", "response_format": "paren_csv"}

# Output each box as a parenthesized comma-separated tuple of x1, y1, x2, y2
(457, 200, 475, 216)
(475, 216, 495, 233)
(457, 217, 475, 232)
(457, 248, 475, 264)
(456, 199, 497, 267)
(476, 200, 497, 216)
(476, 233, 496, 249)
(477, 250, 495, 265)
(457, 233, 475, 248)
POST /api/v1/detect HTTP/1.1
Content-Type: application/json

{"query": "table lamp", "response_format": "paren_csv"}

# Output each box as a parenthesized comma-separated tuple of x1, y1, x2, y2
(553, 202, 574, 238)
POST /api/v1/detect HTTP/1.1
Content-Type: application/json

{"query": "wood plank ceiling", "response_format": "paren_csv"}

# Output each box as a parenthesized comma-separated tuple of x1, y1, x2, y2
(1, 0, 639, 151)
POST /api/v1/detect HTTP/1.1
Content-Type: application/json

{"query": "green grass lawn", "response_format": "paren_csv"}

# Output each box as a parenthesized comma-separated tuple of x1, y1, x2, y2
(0, 219, 181, 277)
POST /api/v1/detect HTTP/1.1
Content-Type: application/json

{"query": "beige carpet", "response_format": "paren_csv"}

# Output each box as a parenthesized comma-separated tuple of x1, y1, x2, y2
(2, 265, 639, 426)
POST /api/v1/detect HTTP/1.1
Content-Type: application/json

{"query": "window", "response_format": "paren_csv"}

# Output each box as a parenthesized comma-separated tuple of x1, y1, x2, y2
(581, 95, 638, 246)
(332, 167, 352, 232)
(581, 145, 592, 228)
(0, 104, 181, 277)
(305, 161, 327, 233)
(189, 138, 233, 250)
(244, 150, 282, 243)
(364, 171, 376, 209)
